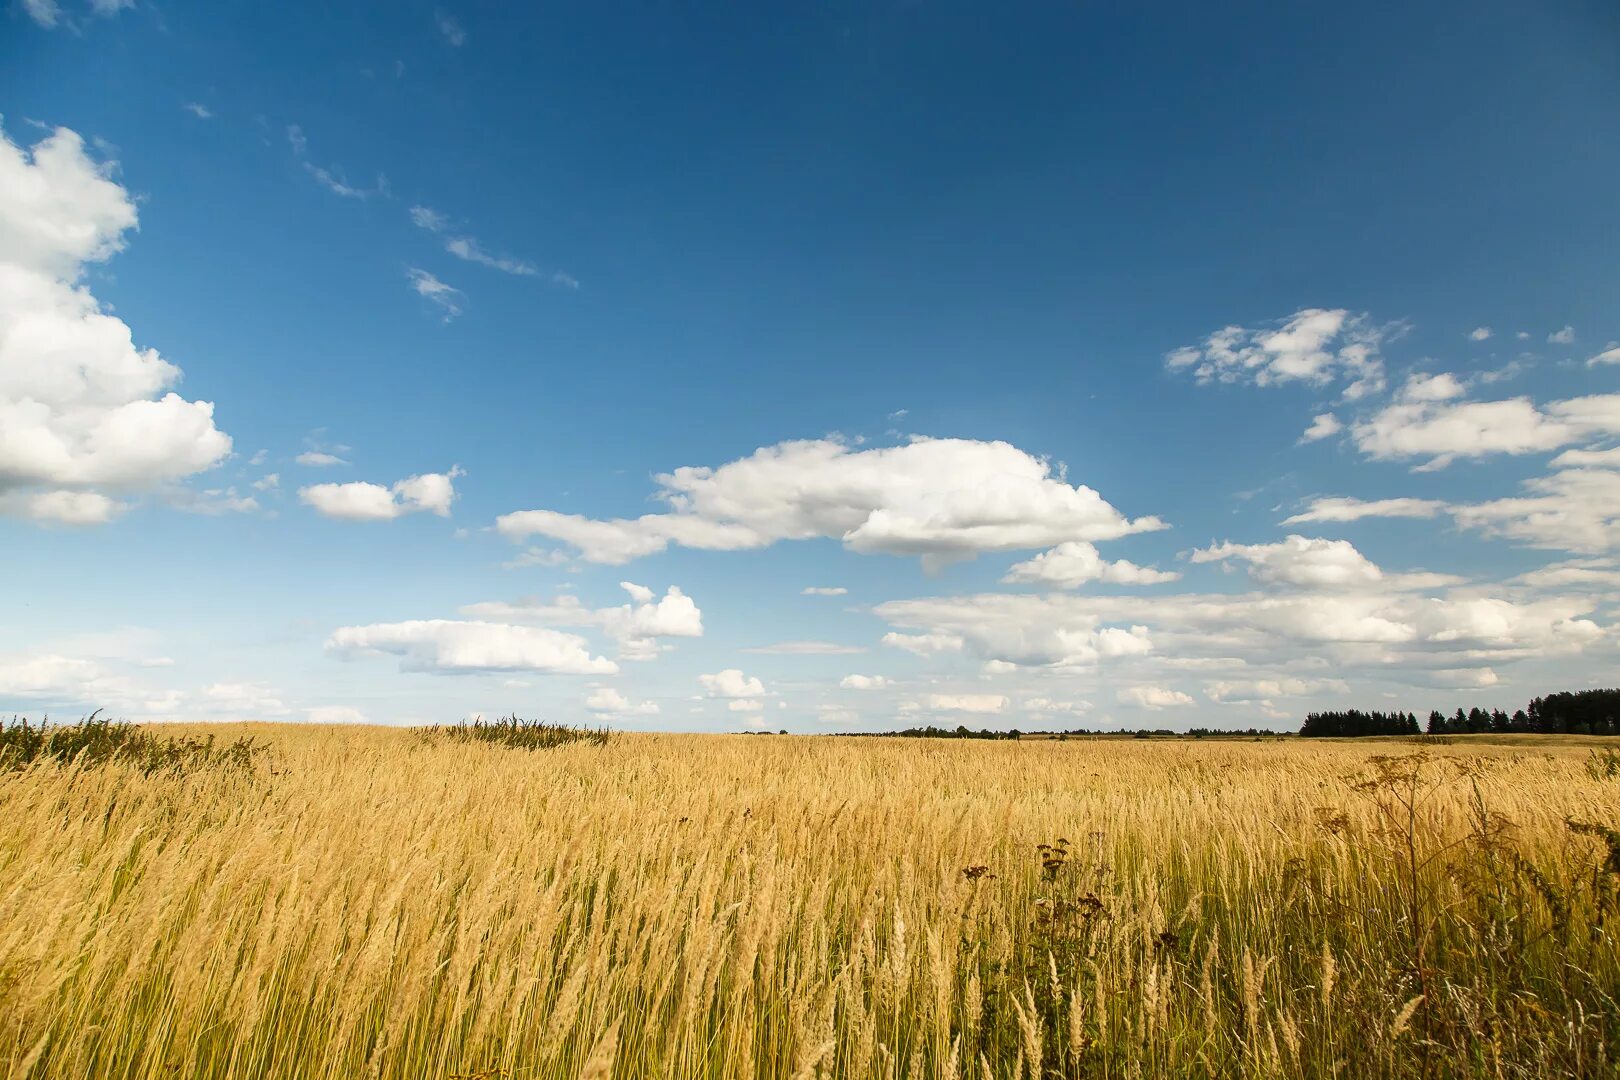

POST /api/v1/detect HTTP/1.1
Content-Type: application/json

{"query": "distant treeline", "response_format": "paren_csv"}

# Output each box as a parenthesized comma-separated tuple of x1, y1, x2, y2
(838, 725, 1282, 740)
(1299, 710, 1421, 738)
(1301, 689, 1620, 738)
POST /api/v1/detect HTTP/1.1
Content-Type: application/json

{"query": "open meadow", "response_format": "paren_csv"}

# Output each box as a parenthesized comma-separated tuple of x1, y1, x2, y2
(3, 723, 1618, 1079)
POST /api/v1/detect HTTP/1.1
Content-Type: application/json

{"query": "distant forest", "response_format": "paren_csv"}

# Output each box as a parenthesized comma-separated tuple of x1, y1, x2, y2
(1301, 689, 1620, 738)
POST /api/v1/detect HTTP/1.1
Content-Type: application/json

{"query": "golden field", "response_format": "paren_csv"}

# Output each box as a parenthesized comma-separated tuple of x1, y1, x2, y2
(2, 725, 1618, 1079)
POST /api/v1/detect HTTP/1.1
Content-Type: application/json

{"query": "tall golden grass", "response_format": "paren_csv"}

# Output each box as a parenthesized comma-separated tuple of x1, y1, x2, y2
(2, 725, 1617, 1078)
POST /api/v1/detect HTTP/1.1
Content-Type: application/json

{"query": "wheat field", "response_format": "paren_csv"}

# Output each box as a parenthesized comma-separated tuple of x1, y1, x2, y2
(2, 725, 1617, 1079)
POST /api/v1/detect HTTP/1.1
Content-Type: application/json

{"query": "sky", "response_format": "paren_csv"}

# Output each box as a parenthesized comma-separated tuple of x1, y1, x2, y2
(3, 1, 1619, 732)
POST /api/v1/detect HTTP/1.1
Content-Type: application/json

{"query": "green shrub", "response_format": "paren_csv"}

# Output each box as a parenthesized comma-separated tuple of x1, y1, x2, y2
(423, 714, 609, 751)
(0, 711, 258, 775)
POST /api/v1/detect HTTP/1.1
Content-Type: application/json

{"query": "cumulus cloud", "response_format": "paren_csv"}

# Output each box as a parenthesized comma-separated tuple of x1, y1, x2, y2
(1396, 372, 1467, 403)
(1002, 541, 1180, 588)
(200, 681, 290, 718)
(1351, 388, 1620, 468)
(296, 451, 347, 467)
(1588, 344, 1620, 367)
(1449, 465, 1620, 554)
(1204, 677, 1349, 703)
(802, 586, 848, 596)
(585, 687, 659, 716)
(1300, 413, 1342, 443)
(900, 694, 1007, 714)
(299, 468, 462, 520)
(1021, 697, 1090, 717)
(1117, 686, 1194, 709)
(305, 705, 367, 724)
(1548, 326, 1575, 345)
(881, 631, 965, 657)
(1281, 496, 1448, 525)
(875, 586, 1605, 683)
(1190, 535, 1384, 588)
(0, 488, 123, 525)
(0, 124, 232, 523)
(1550, 446, 1620, 469)
(326, 620, 617, 675)
(460, 582, 703, 660)
(1469, 327, 1493, 342)
(1165, 308, 1388, 399)
(699, 668, 765, 698)
(496, 437, 1165, 569)
(840, 674, 890, 690)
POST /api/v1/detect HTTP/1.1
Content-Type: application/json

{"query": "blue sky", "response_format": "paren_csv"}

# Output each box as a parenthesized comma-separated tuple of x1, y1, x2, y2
(4, 0, 1619, 730)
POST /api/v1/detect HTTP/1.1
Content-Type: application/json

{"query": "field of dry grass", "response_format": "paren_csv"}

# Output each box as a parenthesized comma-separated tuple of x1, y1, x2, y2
(2, 724, 1618, 1078)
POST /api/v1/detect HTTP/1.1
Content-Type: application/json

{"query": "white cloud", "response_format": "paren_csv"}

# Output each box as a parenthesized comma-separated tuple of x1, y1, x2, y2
(286, 125, 385, 199)
(1021, 697, 1090, 717)
(1350, 389, 1620, 468)
(585, 688, 659, 716)
(1469, 327, 1493, 341)
(743, 640, 866, 655)
(299, 468, 461, 520)
(887, 607, 1151, 668)
(875, 587, 1604, 680)
(1166, 308, 1388, 398)
(1550, 446, 1620, 469)
(1548, 326, 1575, 345)
(459, 583, 702, 660)
(1299, 413, 1342, 443)
(327, 620, 617, 675)
(23, 0, 62, 27)
(0, 488, 124, 525)
(900, 694, 1007, 715)
(1588, 344, 1620, 367)
(1449, 465, 1620, 554)
(1397, 372, 1467, 403)
(167, 485, 260, 516)
(1191, 535, 1383, 588)
(1117, 686, 1194, 709)
(699, 669, 765, 698)
(200, 681, 290, 718)
(0, 652, 101, 697)
(840, 674, 889, 690)
(1002, 541, 1180, 588)
(801, 586, 848, 596)
(496, 437, 1165, 568)
(435, 8, 466, 45)
(252, 473, 279, 491)
(407, 268, 463, 321)
(1281, 496, 1447, 525)
(881, 631, 965, 657)
(0, 124, 232, 523)
(1204, 677, 1348, 703)
(306, 705, 367, 724)
(727, 699, 764, 713)
(183, 103, 214, 120)
(296, 451, 347, 467)
(1509, 558, 1620, 591)
(409, 204, 537, 276)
